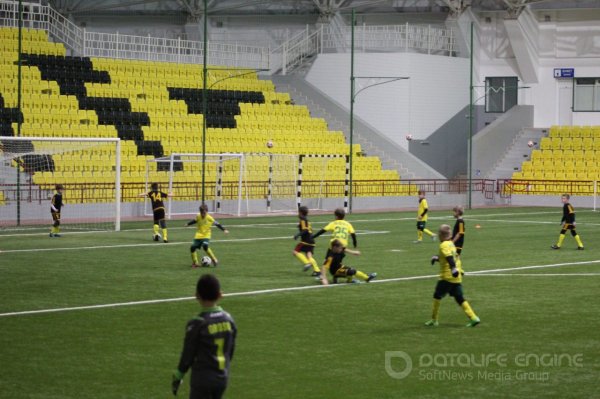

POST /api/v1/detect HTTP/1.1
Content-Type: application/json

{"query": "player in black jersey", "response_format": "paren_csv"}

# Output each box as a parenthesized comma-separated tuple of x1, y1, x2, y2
(139, 183, 171, 243)
(551, 194, 584, 250)
(293, 206, 321, 276)
(451, 206, 465, 256)
(320, 239, 377, 285)
(172, 274, 237, 398)
(49, 184, 64, 237)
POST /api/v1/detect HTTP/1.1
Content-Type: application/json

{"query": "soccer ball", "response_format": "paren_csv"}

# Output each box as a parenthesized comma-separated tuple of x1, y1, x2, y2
(405, 134, 413, 141)
(266, 140, 274, 148)
(201, 256, 212, 267)
(527, 140, 534, 148)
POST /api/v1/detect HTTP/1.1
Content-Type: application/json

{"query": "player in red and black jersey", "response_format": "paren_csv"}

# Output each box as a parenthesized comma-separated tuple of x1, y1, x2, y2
(139, 182, 171, 243)
(49, 184, 64, 237)
(172, 274, 237, 399)
(451, 206, 465, 256)
(293, 206, 321, 276)
(551, 194, 584, 250)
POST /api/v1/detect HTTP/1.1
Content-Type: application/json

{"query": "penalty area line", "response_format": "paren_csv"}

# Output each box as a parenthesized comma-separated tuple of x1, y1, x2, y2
(2, 259, 599, 318)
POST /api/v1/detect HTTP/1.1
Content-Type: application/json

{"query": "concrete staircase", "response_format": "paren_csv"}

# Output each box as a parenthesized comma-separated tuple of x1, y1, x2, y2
(270, 74, 444, 179)
(487, 127, 548, 179)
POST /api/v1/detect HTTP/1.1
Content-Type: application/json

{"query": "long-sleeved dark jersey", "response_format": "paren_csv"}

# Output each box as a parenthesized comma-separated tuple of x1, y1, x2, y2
(147, 190, 168, 212)
(297, 216, 315, 246)
(51, 191, 63, 213)
(175, 306, 237, 388)
(561, 203, 576, 224)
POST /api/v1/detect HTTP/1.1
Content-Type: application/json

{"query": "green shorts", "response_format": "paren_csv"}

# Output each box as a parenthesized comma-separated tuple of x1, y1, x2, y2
(191, 238, 210, 251)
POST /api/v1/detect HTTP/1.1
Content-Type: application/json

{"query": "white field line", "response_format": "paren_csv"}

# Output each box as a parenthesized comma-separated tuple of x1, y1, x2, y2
(469, 273, 600, 277)
(0, 209, 582, 239)
(0, 231, 390, 254)
(1, 259, 597, 318)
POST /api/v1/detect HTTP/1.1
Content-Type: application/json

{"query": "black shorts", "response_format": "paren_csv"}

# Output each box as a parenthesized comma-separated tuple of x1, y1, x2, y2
(433, 280, 464, 299)
(417, 221, 426, 230)
(294, 243, 315, 254)
(51, 211, 61, 221)
(153, 208, 165, 224)
(330, 265, 355, 277)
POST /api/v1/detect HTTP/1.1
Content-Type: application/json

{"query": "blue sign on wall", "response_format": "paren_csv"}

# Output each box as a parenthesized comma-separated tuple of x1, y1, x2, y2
(553, 68, 575, 78)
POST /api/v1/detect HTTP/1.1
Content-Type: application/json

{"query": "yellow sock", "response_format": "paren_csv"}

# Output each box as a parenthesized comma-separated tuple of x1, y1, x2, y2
(432, 299, 441, 320)
(424, 228, 434, 237)
(310, 258, 320, 273)
(206, 247, 217, 263)
(575, 235, 583, 248)
(294, 252, 310, 265)
(153, 224, 160, 235)
(355, 271, 369, 281)
(51, 226, 58, 234)
(557, 234, 565, 247)
(191, 251, 199, 265)
(417, 231, 423, 241)
(461, 301, 477, 320)
(162, 228, 168, 241)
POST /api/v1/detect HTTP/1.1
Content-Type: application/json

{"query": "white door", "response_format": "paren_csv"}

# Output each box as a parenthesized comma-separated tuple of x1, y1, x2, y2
(558, 80, 573, 125)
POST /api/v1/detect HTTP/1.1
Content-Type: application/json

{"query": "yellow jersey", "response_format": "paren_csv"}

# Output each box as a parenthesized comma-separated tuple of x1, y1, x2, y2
(438, 240, 464, 283)
(323, 219, 355, 247)
(417, 198, 429, 221)
(194, 213, 215, 240)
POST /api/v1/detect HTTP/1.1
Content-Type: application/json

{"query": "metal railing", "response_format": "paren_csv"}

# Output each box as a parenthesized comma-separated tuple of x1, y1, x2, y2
(278, 22, 456, 74)
(0, 0, 270, 69)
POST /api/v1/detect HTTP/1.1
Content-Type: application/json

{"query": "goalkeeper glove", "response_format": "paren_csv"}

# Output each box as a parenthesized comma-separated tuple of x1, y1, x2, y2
(430, 256, 439, 265)
(171, 374, 182, 396)
(451, 267, 459, 278)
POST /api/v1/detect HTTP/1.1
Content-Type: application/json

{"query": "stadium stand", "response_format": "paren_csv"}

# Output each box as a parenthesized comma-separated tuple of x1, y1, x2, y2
(1, 27, 416, 204)
(510, 124, 600, 195)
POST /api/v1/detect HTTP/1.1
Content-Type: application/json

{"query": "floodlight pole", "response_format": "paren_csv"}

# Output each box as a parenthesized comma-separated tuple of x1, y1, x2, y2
(201, 0, 208, 205)
(468, 21, 474, 210)
(16, 0, 23, 226)
(349, 9, 408, 213)
(349, 9, 355, 214)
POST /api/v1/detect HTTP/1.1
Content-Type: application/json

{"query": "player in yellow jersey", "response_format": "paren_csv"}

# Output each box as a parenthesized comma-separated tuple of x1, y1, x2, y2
(426, 224, 480, 327)
(311, 208, 374, 283)
(311, 207, 357, 249)
(139, 183, 172, 243)
(415, 190, 435, 243)
(185, 204, 229, 268)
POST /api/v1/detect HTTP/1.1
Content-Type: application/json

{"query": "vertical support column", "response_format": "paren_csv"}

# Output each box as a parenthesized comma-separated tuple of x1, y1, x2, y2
(267, 154, 273, 212)
(296, 154, 304, 210)
(216, 155, 223, 213)
(343, 154, 350, 213)
(115, 139, 121, 231)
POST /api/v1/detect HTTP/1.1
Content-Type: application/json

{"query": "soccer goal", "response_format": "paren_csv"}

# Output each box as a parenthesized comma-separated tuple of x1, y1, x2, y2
(145, 153, 306, 216)
(145, 153, 248, 217)
(0, 136, 121, 232)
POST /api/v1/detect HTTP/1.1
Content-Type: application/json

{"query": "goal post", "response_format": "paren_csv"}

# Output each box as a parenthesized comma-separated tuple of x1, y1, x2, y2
(146, 152, 343, 216)
(145, 153, 248, 217)
(0, 136, 121, 232)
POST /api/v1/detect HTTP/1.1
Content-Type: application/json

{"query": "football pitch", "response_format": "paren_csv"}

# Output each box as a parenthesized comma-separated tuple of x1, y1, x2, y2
(1, 207, 599, 399)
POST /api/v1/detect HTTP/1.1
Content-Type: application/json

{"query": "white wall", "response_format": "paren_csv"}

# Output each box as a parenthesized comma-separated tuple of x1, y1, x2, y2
(476, 12, 600, 128)
(305, 53, 470, 150)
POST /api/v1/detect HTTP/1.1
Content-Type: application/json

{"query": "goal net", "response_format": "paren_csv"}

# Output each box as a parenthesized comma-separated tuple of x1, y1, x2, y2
(145, 153, 305, 216)
(145, 153, 247, 217)
(0, 137, 121, 232)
